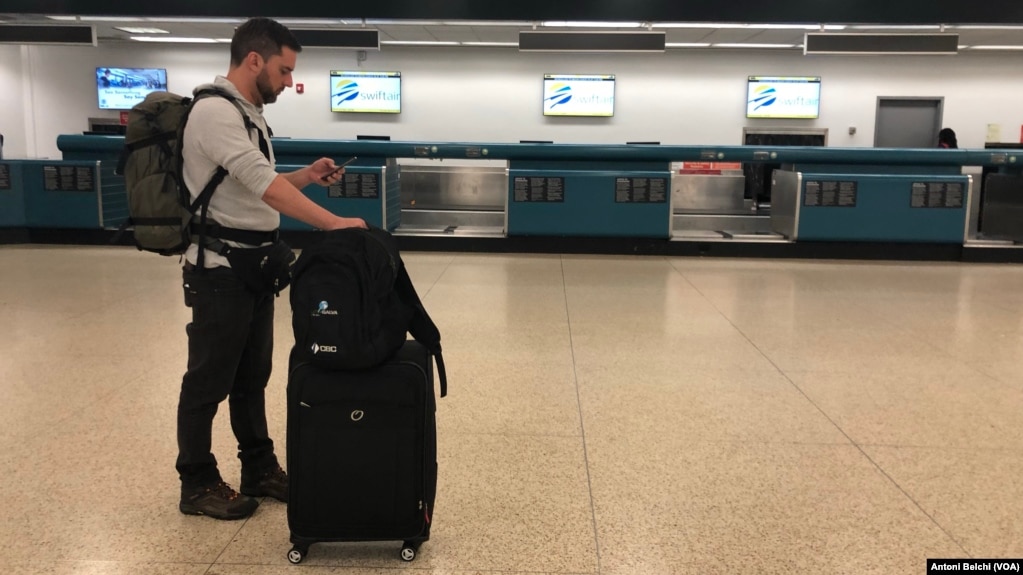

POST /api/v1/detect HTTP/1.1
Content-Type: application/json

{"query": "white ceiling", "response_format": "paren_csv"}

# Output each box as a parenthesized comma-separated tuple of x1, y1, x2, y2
(4, 14, 1023, 50)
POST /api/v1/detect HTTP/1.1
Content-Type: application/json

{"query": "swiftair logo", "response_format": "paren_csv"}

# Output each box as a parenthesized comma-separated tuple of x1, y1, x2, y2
(332, 79, 399, 105)
(333, 80, 359, 105)
(544, 83, 572, 109)
(749, 85, 777, 111)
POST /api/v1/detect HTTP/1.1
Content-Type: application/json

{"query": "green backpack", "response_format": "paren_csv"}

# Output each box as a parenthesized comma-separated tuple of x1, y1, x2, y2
(117, 87, 270, 257)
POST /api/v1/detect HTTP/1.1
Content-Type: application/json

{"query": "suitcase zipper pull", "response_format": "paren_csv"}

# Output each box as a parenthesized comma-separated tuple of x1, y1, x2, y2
(300, 401, 311, 408)
(423, 501, 430, 524)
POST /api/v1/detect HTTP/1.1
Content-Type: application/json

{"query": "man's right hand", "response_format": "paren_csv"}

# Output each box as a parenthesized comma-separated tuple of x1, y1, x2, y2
(328, 216, 368, 230)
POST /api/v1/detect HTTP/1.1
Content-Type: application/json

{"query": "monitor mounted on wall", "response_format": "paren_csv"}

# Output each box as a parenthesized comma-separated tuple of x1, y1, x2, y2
(330, 70, 401, 114)
(96, 67, 167, 110)
(542, 74, 615, 117)
(746, 76, 821, 119)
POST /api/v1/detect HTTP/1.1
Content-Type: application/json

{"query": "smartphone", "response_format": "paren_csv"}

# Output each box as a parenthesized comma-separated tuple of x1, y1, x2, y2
(329, 156, 358, 175)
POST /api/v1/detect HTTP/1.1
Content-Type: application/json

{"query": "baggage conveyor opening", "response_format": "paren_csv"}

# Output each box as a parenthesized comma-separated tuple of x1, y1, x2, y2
(393, 161, 507, 238)
(669, 163, 787, 243)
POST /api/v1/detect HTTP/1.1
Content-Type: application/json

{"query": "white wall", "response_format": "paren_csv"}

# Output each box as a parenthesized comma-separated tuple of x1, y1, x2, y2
(0, 45, 29, 159)
(5, 41, 1023, 159)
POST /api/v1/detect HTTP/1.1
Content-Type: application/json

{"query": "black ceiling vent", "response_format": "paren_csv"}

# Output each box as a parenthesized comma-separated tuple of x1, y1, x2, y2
(291, 29, 380, 50)
(0, 25, 96, 45)
(804, 33, 959, 55)
(519, 31, 665, 52)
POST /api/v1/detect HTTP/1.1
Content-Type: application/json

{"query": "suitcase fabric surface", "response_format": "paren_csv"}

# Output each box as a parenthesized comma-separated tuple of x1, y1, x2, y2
(286, 340, 438, 563)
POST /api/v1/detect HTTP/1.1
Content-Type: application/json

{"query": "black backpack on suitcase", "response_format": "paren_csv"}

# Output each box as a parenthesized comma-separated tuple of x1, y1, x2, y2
(289, 226, 447, 396)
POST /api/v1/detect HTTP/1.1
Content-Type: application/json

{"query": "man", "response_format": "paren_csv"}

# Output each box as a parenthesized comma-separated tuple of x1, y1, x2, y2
(177, 17, 366, 520)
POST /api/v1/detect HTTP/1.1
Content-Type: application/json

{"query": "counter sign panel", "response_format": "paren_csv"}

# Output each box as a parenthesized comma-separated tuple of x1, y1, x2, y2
(911, 182, 963, 208)
(43, 165, 94, 192)
(804, 180, 857, 207)
(615, 177, 667, 203)
(327, 173, 379, 199)
(514, 176, 565, 202)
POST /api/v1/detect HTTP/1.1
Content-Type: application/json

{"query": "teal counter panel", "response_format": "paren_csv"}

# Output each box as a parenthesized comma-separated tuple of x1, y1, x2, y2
(99, 162, 127, 229)
(507, 168, 671, 238)
(278, 165, 387, 230)
(789, 163, 963, 176)
(796, 174, 970, 243)
(512, 160, 667, 172)
(58, 134, 1023, 167)
(0, 162, 26, 227)
(273, 148, 388, 170)
(17, 161, 102, 229)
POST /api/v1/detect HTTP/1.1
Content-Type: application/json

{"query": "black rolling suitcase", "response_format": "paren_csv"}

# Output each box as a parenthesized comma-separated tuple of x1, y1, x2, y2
(286, 340, 438, 564)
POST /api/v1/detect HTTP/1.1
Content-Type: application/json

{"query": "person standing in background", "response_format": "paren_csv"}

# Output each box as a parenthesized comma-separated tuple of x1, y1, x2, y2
(938, 128, 958, 149)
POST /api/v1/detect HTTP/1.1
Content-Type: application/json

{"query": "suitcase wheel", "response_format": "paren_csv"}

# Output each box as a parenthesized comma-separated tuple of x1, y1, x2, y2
(287, 546, 307, 564)
(400, 541, 419, 562)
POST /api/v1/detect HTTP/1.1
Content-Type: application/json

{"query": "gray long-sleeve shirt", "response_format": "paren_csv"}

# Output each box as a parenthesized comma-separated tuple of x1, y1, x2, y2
(182, 76, 280, 268)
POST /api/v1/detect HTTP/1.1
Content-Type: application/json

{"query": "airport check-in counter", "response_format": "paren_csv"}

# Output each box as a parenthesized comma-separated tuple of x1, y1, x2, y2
(772, 169, 971, 243)
(0, 159, 103, 229)
(45, 135, 1023, 254)
(276, 158, 400, 232)
(0, 162, 26, 228)
(507, 159, 671, 237)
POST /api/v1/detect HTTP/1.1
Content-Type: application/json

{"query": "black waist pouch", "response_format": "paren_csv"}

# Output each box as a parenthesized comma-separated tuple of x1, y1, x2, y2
(223, 240, 297, 296)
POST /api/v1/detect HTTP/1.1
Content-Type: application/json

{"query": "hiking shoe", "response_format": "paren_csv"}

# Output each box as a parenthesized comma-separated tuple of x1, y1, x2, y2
(180, 481, 259, 520)
(241, 465, 289, 503)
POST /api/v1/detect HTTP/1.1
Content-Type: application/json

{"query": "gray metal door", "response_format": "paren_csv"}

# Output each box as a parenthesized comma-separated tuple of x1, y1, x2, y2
(875, 97, 943, 148)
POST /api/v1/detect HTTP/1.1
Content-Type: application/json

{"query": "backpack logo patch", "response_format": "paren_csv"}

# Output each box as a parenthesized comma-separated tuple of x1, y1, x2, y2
(313, 300, 339, 316)
(310, 343, 338, 354)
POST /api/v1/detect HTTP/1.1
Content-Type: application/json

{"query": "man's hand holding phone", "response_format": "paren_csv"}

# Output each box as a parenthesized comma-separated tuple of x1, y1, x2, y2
(314, 156, 357, 185)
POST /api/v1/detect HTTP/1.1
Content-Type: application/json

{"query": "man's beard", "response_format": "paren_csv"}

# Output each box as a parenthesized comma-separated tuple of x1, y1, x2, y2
(256, 69, 278, 105)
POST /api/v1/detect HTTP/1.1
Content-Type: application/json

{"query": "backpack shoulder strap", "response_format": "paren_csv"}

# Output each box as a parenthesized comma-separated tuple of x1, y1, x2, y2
(185, 88, 271, 268)
(363, 226, 447, 397)
(194, 87, 271, 162)
(395, 261, 447, 398)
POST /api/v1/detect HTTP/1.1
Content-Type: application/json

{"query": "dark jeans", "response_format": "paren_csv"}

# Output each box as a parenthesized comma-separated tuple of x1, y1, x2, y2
(176, 266, 279, 489)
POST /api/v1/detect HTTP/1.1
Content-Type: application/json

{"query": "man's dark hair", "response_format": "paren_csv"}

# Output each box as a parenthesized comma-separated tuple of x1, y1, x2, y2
(230, 18, 302, 67)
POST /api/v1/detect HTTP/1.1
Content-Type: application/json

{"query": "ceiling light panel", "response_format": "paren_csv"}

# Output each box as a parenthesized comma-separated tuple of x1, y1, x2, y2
(848, 25, 942, 30)
(381, 40, 459, 45)
(145, 17, 243, 24)
(115, 27, 168, 34)
(274, 19, 342, 26)
(968, 45, 1023, 50)
(713, 43, 797, 48)
(130, 36, 217, 43)
(653, 23, 748, 29)
(542, 21, 644, 28)
(440, 20, 533, 26)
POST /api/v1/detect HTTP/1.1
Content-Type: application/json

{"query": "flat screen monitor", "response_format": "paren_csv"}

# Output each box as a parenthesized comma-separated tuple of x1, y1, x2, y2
(330, 71, 401, 114)
(746, 76, 821, 119)
(543, 74, 615, 117)
(97, 67, 167, 110)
